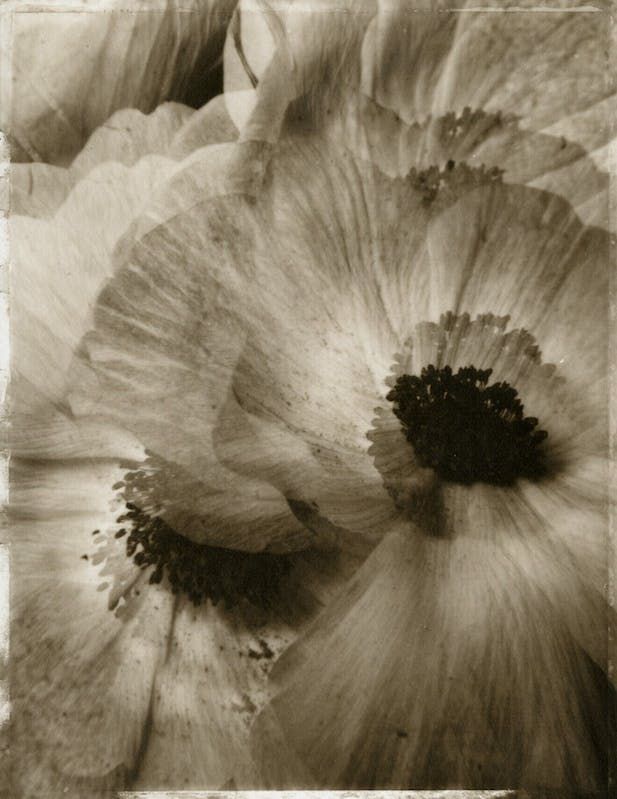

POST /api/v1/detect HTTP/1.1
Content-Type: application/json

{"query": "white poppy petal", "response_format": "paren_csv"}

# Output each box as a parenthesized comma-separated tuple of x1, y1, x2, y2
(10, 459, 177, 797)
(254, 512, 613, 789)
(424, 182, 609, 390)
(4, 1, 237, 164)
(168, 95, 239, 158)
(361, 3, 613, 136)
(9, 102, 220, 218)
(225, 0, 374, 142)
(129, 562, 341, 789)
(10, 110, 246, 466)
(129, 599, 292, 789)
(70, 104, 194, 175)
(11, 154, 184, 407)
(212, 384, 395, 540)
(8, 404, 144, 462)
(9, 163, 75, 219)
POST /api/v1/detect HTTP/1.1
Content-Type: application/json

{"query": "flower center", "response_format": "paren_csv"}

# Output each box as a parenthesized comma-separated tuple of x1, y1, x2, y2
(111, 491, 292, 608)
(387, 365, 548, 486)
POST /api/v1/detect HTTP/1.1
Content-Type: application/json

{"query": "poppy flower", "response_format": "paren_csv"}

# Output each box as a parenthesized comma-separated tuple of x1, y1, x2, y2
(3, 0, 237, 165)
(9, 2, 614, 795)
(9, 93, 366, 797)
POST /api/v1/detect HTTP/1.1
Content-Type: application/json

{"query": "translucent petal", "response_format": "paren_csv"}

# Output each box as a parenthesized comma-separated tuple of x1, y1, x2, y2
(253, 511, 613, 789)
(4, 0, 237, 164)
(10, 460, 176, 796)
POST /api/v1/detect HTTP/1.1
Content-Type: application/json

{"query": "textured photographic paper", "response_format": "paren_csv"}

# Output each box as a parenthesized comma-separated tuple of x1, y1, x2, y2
(1, 1, 615, 797)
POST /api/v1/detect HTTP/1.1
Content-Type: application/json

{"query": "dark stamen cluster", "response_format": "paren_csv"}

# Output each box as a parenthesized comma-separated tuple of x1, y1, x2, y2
(387, 365, 548, 485)
(113, 501, 292, 608)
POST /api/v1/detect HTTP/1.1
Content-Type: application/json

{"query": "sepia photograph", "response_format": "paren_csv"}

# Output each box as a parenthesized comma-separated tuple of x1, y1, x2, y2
(1, 0, 615, 796)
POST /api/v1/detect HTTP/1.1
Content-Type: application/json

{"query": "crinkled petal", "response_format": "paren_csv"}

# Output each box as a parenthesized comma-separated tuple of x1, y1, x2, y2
(226, 0, 612, 223)
(362, 2, 613, 134)
(168, 94, 239, 158)
(423, 182, 609, 392)
(227, 1, 614, 144)
(129, 541, 366, 789)
(4, 1, 237, 164)
(10, 459, 176, 798)
(11, 154, 185, 409)
(9, 103, 194, 223)
(70, 104, 194, 175)
(8, 404, 144, 462)
(70, 137, 411, 544)
(9, 163, 75, 219)
(113, 453, 320, 553)
(253, 510, 614, 789)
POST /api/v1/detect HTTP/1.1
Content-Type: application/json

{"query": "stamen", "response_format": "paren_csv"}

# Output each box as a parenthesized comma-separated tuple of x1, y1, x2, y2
(112, 502, 292, 607)
(94, 458, 295, 608)
(387, 365, 548, 486)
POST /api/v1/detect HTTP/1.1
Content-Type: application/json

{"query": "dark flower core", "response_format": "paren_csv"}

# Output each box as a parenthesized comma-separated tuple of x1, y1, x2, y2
(387, 365, 548, 486)
(113, 502, 292, 608)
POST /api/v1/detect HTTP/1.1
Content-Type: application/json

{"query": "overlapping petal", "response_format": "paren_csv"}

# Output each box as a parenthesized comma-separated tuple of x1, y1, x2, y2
(225, 0, 614, 225)
(10, 459, 174, 798)
(10, 103, 193, 217)
(68, 149, 391, 546)
(3, 0, 238, 164)
(9, 98, 241, 463)
(227, 0, 614, 142)
(253, 517, 613, 789)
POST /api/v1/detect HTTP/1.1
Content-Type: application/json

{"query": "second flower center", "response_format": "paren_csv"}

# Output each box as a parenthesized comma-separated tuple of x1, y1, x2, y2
(387, 365, 548, 486)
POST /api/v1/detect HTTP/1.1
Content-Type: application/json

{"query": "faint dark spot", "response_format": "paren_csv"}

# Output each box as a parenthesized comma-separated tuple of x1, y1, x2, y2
(231, 693, 257, 715)
(248, 638, 275, 660)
